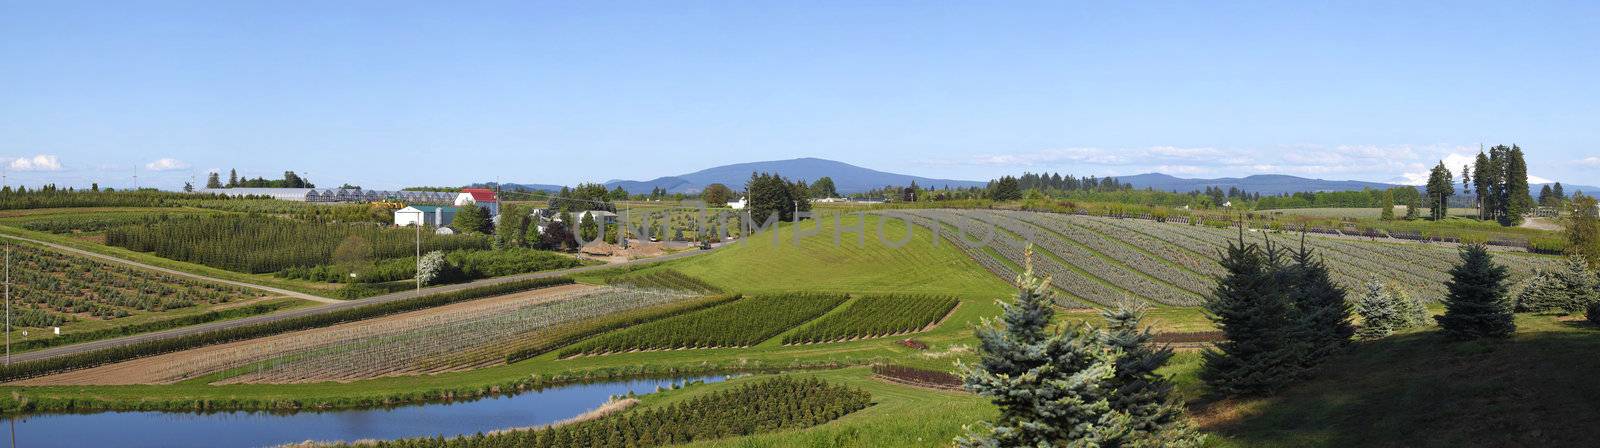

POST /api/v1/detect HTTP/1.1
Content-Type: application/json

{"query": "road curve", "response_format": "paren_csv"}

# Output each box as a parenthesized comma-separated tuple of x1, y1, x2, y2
(2, 237, 719, 364)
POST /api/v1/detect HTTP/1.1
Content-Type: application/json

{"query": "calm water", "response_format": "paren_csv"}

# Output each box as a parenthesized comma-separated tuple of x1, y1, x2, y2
(1, 376, 725, 448)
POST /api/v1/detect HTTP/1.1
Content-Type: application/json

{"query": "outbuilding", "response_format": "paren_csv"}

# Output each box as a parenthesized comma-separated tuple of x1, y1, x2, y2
(395, 205, 458, 228)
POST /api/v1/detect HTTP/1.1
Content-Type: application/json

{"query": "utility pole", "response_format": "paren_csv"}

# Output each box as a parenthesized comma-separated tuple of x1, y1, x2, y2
(5, 244, 10, 367)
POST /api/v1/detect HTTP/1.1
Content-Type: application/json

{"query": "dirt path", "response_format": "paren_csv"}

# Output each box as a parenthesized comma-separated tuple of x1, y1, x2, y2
(12, 283, 600, 386)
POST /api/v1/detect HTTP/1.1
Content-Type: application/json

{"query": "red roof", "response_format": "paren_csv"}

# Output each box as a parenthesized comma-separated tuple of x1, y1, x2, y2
(460, 188, 498, 202)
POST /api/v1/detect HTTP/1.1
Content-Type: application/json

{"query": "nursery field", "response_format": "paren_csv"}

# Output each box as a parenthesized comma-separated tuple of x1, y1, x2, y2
(105, 214, 488, 274)
(658, 213, 1013, 297)
(894, 209, 1561, 307)
(559, 293, 850, 355)
(0, 241, 312, 352)
(783, 295, 959, 345)
(12, 283, 699, 385)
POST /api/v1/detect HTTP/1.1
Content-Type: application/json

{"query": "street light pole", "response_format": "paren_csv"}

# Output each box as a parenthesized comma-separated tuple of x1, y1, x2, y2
(5, 244, 10, 367)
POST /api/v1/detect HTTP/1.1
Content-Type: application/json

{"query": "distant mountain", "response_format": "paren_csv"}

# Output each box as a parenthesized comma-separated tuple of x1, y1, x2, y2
(470, 182, 567, 193)
(1115, 173, 1400, 195)
(600, 158, 986, 194)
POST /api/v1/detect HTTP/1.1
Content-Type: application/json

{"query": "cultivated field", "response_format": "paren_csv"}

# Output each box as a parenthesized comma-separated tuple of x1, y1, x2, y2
(894, 209, 1559, 307)
(12, 284, 698, 385)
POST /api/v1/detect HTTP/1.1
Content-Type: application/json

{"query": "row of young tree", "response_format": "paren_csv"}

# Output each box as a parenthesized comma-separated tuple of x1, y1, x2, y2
(203, 169, 314, 189)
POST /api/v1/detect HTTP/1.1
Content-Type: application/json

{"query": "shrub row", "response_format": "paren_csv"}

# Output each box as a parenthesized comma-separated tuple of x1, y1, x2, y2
(605, 269, 721, 294)
(324, 376, 873, 448)
(8, 301, 293, 353)
(783, 294, 959, 344)
(0, 276, 574, 382)
(105, 214, 488, 274)
(559, 293, 848, 356)
(503, 294, 741, 364)
(871, 364, 963, 390)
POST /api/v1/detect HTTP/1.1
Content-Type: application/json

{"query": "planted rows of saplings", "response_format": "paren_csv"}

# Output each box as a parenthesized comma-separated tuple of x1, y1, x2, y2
(871, 364, 963, 391)
(11, 211, 219, 234)
(782, 294, 959, 344)
(277, 248, 582, 284)
(10, 301, 296, 354)
(4, 243, 257, 323)
(0, 276, 574, 383)
(906, 209, 1557, 306)
(325, 376, 873, 448)
(214, 287, 697, 384)
(104, 214, 488, 274)
(503, 294, 740, 364)
(559, 293, 849, 356)
(604, 268, 722, 294)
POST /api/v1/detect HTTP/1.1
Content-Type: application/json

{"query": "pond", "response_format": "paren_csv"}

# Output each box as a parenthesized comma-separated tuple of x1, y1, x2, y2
(1, 376, 726, 448)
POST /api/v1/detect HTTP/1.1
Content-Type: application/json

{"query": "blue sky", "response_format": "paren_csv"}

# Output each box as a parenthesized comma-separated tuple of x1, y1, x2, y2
(2, 1, 1598, 190)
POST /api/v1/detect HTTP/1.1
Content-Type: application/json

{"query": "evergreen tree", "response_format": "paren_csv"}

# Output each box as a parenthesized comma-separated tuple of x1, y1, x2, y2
(745, 172, 800, 223)
(1504, 145, 1533, 223)
(205, 172, 223, 189)
(1553, 182, 1566, 203)
(1435, 244, 1515, 339)
(1557, 255, 1600, 312)
(1379, 190, 1395, 221)
(1589, 300, 1600, 325)
(1425, 162, 1455, 220)
(227, 169, 239, 188)
(958, 246, 1132, 447)
(578, 212, 599, 243)
(1390, 285, 1429, 328)
(1404, 194, 1421, 220)
(1201, 232, 1303, 395)
(452, 205, 493, 234)
(1539, 185, 1555, 207)
(182, 182, 194, 192)
(989, 176, 1022, 201)
(1100, 306, 1205, 447)
(1473, 151, 1492, 220)
(1355, 279, 1404, 340)
(1286, 235, 1352, 364)
(1512, 269, 1567, 313)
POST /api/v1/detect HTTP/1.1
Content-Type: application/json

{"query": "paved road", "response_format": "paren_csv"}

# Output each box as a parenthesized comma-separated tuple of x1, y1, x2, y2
(2, 236, 719, 364)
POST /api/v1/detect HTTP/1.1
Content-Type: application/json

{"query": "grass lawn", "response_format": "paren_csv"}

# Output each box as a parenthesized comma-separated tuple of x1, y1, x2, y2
(1198, 314, 1600, 447)
(643, 213, 1014, 298)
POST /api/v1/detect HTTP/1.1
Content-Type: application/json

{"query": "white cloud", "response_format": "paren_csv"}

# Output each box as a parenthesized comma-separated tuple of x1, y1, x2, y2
(972, 147, 1131, 166)
(1576, 157, 1600, 167)
(6, 154, 63, 171)
(1528, 175, 1554, 184)
(144, 158, 191, 171)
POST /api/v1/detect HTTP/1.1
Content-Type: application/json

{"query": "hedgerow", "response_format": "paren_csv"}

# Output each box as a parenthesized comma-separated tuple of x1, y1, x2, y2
(783, 295, 958, 344)
(0, 276, 573, 382)
(323, 376, 873, 448)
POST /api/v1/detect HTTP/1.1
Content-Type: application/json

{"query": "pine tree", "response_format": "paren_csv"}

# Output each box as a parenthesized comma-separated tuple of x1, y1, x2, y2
(989, 176, 1022, 201)
(958, 246, 1132, 447)
(1512, 269, 1566, 313)
(205, 172, 222, 189)
(1557, 255, 1600, 312)
(1425, 162, 1455, 220)
(1435, 244, 1515, 339)
(1504, 145, 1533, 224)
(1473, 151, 1492, 220)
(227, 169, 239, 188)
(1201, 231, 1303, 395)
(1286, 234, 1352, 365)
(1390, 285, 1429, 328)
(1101, 306, 1205, 447)
(1379, 190, 1395, 221)
(1355, 279, 1403, 340)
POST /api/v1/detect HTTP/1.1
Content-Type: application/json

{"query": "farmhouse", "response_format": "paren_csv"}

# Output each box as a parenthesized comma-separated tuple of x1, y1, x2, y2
(577, 210, 618, 226)
(394, 205, 458, 228)
(729, 197, 748, 210)
(455, 188, 500, 216)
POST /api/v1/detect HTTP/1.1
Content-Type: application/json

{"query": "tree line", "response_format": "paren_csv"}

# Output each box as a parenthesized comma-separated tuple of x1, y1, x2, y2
(204, 169, 314, 189)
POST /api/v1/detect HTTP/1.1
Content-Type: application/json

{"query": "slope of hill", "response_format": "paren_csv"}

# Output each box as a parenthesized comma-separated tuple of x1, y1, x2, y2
(603, 158, 985, 194)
